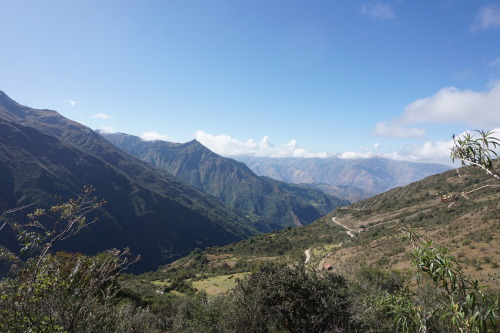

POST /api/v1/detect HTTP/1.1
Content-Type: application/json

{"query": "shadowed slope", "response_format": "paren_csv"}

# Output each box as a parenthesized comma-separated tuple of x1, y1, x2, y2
(103, 132, 349, 231)
(0, 91, 256, 272)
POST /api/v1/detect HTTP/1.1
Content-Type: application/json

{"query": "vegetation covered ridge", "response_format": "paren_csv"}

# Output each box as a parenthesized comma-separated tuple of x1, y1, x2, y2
(0, 129, 498, 332)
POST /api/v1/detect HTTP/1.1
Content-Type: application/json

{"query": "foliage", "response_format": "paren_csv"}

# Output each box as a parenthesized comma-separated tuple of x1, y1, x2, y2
(409, 239, 499, 332)
(451, 130, 500, 180)
(233, 262, 355, 332)
(348, 266, 409, 332)
(13, 186, 105, 259)
(0, 187, 139, 332)
(0, 250, 134, 332)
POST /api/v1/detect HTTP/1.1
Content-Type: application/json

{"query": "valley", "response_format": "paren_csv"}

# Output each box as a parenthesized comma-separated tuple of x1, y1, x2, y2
(122, 161, 499, 305)
(0, 90, 498, 332)
(101, 132, 349, 231)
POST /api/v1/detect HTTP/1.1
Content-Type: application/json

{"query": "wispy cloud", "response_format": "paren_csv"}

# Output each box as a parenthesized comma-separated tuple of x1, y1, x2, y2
(99, 126, 117, 134)
(91, 113, 112, 119)
(195, 129, 499, 165)
(398, 138, 455, 165)
(195, 130, 329, 158)
(338, 139, 454, 164)
(374, 122, 426, 139)
(140, 131, 171, 141)
(399, 81, 500, 128)
(339, 151, 376, 159)
(397, 127, 500, 165)
(471, 6, 500, 32)
(69, 99, 79, 107)
(195, 131, 257, 155)
(359, 2, 396, 20)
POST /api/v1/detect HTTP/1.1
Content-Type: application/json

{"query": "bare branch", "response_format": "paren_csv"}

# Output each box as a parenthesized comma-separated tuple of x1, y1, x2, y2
(0, 203, 35, 231)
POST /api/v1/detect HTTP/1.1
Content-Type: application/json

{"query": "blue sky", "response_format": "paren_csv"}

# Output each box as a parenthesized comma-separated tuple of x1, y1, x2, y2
(1, 0, 500, 165)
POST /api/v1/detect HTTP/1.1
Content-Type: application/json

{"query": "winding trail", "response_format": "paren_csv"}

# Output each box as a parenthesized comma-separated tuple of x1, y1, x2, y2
(332, 217, 356, 238)
(304, 217, 356, 269)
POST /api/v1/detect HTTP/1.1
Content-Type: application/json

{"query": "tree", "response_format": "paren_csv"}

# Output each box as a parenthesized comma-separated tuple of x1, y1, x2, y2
(450, 129, 500, 180)
(0, 187, 139, 332)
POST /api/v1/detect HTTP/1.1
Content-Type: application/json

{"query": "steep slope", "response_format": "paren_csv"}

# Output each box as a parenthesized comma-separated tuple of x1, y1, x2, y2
(102, 133, 349, 231)
(319, 162, 500, 283)
(0, 91, 256, 272)
(235, 155, 451, 194)
(149, 162, 499, 293)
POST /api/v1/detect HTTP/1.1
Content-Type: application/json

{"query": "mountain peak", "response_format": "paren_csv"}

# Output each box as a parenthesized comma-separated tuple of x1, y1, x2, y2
(185, 139, 203, 146)
(0, 90, 20, 107)
(180, 138, 211, 152)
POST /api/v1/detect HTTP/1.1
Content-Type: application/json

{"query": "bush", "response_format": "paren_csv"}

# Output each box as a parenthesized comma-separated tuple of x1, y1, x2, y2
(229, 262, 355, 332)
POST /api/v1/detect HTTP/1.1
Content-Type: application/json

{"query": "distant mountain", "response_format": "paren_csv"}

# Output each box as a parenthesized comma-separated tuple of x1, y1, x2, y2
(0, 91, 257, 272)
(299, 183, 370, 203)
(234, 156, 452, 194)
(102, 133, 349, 231)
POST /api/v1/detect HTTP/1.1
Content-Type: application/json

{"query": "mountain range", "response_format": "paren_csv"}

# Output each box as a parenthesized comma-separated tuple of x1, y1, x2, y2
(0, 91, 257, 272)
(101, 132, 348, 231)
(235, 155, 452, 195)
(0, 90, 454, 273)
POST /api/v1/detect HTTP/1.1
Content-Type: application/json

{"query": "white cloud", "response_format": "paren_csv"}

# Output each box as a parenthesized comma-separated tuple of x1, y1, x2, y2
(140, 131, 171, 141)
(471, 6, 500, 32)
(195, 128, 499, 165)
(366, 128, 500, 165)
(400, 82, 500, 128)
(396, 128, 500, 165)
(194, 131, 257, 156)
(339, 151, 375, 159)
(91, 113, 112, 119)
(195, 130, 329, 158)
(359, 2, 396, 20)
(69, 99, 79, 107)
(399, 139, 455, 165)
(336, 140, 453, 164)
(99, 126, 117, 134)
(287, 139, 298, 149)
(259, 136, 274, 149)
(374, 122, 426, 138)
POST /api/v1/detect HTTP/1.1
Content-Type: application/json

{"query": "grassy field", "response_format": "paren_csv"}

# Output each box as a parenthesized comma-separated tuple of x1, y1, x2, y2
(191, 273, 248, 295)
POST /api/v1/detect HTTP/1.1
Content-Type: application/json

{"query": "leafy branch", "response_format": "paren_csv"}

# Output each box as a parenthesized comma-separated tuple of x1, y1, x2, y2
(451, 130, 500, 180)
(409, 239, 498, 332)
(14, 186, 105, 260)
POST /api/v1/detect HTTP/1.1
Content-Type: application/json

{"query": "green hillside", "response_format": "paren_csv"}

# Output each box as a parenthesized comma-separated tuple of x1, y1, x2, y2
(103, 132, 349, 231)
(106, 161, 499, 332)
(150, 162, 499, 289)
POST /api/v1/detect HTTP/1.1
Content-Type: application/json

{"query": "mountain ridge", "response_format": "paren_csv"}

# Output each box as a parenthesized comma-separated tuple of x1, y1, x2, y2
(234, 155, 452, 194)
(0, 91, 258, 272)
(102, 132, 349, 231)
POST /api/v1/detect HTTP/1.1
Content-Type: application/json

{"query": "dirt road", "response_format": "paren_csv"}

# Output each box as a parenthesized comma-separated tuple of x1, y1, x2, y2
(332, 217, 356, 238)
(304, 248, 311, 264)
